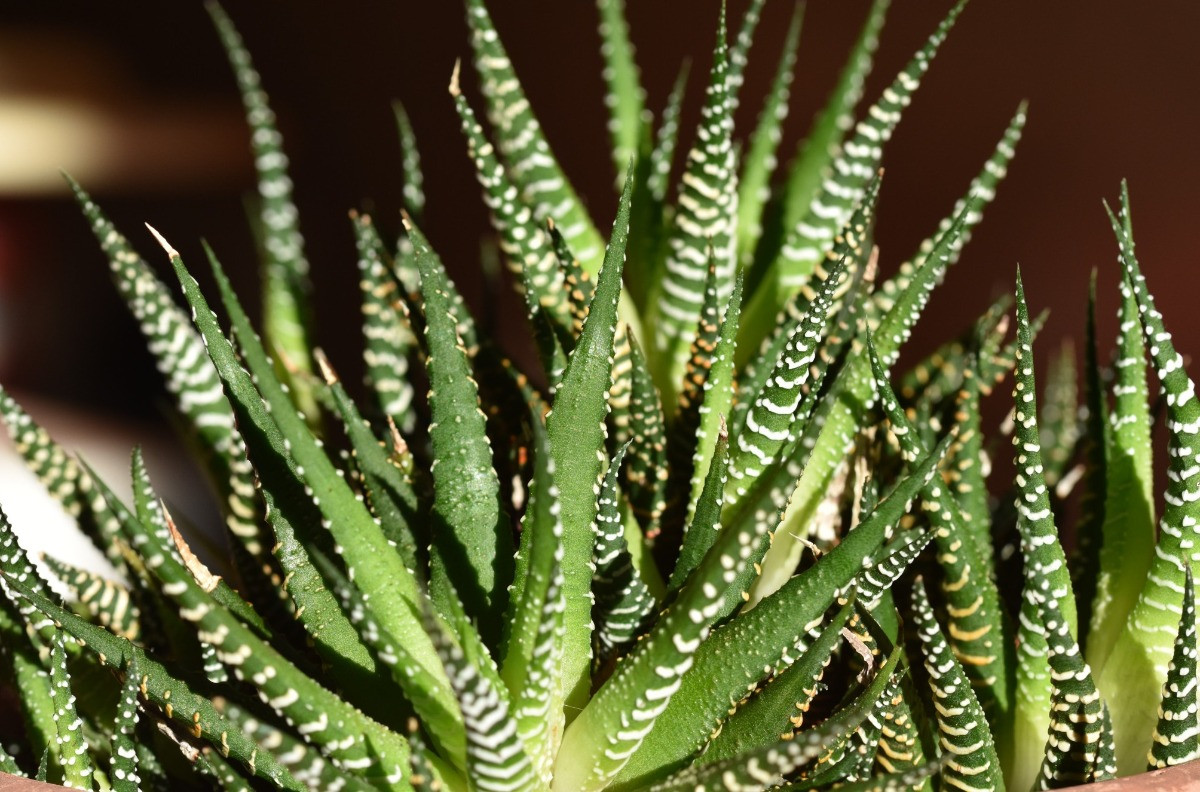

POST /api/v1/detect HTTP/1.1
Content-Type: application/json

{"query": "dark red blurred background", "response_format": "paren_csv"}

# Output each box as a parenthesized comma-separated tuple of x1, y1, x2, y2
(0, 0, 1197, 422)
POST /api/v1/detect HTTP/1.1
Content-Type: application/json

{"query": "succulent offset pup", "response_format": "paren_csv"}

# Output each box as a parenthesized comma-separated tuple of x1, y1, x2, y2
(0, 0, 1198, 790)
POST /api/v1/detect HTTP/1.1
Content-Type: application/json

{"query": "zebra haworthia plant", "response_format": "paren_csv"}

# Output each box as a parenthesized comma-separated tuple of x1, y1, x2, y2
(0, 1, 1197, 790)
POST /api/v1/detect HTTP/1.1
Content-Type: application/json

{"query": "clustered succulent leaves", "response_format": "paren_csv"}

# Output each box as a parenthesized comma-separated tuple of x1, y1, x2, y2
(1, 1, 1198, 790)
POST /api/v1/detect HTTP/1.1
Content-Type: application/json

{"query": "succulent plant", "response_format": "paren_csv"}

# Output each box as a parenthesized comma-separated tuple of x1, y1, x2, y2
(0, 1, 1198, 790)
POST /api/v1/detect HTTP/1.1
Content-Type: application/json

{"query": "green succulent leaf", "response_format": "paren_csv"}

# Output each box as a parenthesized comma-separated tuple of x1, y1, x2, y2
(206, 2, 318, 422)
(1101, 184, 1200, 773)
(724, 238, 851, 512)
(4, 576, 306, 791)
(868, 336, 1012, 723)
(736, 3, 803, 265)
(758, 0, 965, 322)
(647, 62, 689, 207)
(405, 213, 512, 641)
(546, 165, 634, 711)
(422, 595, 537, 792)
(681, 275, 743, 532)
(726, 0, 767, 115)
(1034, 592, 1109, 788)
(464, 0, 606, 273)
(47, 629, 95, 790)
(648, 4, 738, 398)
(109, 655, 142, 792)
(42, 555, 140, 642)
(69, 178, 267, 563)
(909, 578, 1005, 792)
(502, 410, 566, 784)
(1147, 567, 1200, 770)
(700, 600, 853, 764)
(452, 72, 576, 338)
(1087, 268, 1156, 676)
(354, 211, 419, 436)
(614, 432, 954, 787)
(754, 197, 973, 606)
(668, 420, 729, 593)
(592, 443, 655, 658)
(770, 0, 888, 268)
(1009, 269, 1079, 790)
(596, 0, 645, 183)
(624, 336, 669, 534)
(393, 100, 426, 219)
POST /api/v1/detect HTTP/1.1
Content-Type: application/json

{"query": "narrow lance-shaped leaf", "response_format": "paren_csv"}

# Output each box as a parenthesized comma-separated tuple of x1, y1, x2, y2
(648, 4, 738, 399)
(315, 352, 424, 577)
(354, 212, 418, 436)
(69, 178, 266, 561)
(752, 200, 973, 605)
(217, 697, 380, 791)
(668, 420, 729, 592)
(1101, 184, 1200, 772)
(1030, 568, 1108, 787)
(699, 601, 853, 764)
(158, 230, 453, 762)
(47, 630, 94, 790)
(624, 336, 669, 533)
(613, 433, 955, 787)
(647, 61, 689, 206)
(421, 598, 537, 792)
(0, 596, 57, 777)
(1087, 268, 1156, 675)
(546, 166, 634, 711)
(2, 578, 305, 790)
(774, 0, 888, 255)
(736, 3, 803, 264)
(592, 444, 655, 658)
(723, 244, 851, 513)
(406, 213, 512, 640)
(109, 656, 142, 792)
(393, 101, 425, 219)
(122, 448, 413, 785)
(870, 102, 1026, 322)
(501, 411, 566, 784)
(656, 649, 902, 792)
(759, 0, 965, 324)
(734, 174, 878, 425)
(0, 385, 123, 568)
(206, 3, 318, 420)
(451, 65, 575, 335)
(868, 337, 1011, 723)
(909, 579, 1005, 792)
(1008, 269, 1078, 791)
(683, 275, 742, 530)
(1039, 341, 1079, 489)
(1148, 567, 1200, 770)
(553, 425, 931, 792)
(41, 555, 140, 641)
(597, 0, 645, 183)
(857, 528, 933, 609)
(871, 669, 929, 780)
(726, 0, 767, 115)
(465, 0, 606, 272)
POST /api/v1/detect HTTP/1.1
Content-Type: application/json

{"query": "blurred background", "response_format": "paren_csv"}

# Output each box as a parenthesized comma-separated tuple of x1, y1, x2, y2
(0, 0, 1196, 568)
